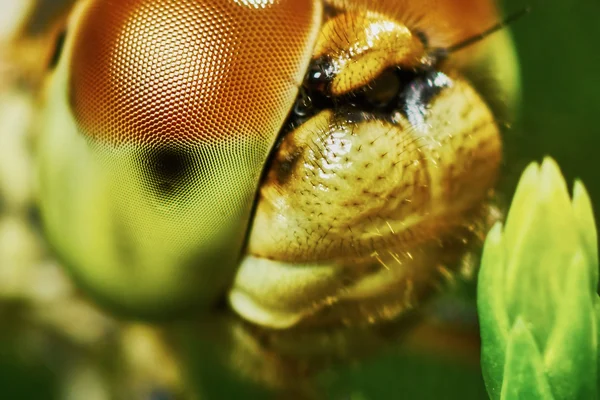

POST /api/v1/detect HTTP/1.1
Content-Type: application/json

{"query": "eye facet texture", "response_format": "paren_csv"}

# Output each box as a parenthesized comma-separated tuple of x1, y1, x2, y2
(70, 0, 320, 146)
(37, 0, 321, 316)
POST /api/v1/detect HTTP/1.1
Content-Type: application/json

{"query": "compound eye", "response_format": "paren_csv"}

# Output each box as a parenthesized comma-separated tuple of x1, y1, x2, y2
(38, 0, 322, 315)
(69, 0, 320, 146)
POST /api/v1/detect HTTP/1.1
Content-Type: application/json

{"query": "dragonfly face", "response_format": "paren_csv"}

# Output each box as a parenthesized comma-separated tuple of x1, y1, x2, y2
(36, 0, 519, 327)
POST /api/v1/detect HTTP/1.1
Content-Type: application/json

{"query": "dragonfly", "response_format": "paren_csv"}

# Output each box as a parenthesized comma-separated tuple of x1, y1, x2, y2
(0, 0, 520, 397)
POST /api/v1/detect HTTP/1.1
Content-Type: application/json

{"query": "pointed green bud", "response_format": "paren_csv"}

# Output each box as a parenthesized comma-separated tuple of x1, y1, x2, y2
(478, 157, 599, 400)
(501, 318, 554, 400)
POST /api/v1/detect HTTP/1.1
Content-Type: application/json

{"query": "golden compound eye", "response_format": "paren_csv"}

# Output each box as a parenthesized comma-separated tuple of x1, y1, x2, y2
(69, 0, 320, 146)
(37, 0, 322, 315)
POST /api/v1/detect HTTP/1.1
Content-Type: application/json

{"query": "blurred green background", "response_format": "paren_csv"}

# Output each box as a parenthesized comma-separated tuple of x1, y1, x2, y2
(501, 0, 600, 209)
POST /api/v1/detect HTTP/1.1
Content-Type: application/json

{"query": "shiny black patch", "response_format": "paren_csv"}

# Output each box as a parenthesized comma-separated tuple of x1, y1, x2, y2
(283, 62, 449, 134)
(305, 56, 336, 93)
(398, 71, 451, 126)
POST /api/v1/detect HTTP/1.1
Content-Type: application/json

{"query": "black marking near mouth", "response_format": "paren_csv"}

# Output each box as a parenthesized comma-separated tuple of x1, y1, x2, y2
(399, 71, 452, 127)
(282, 63, 452, 135)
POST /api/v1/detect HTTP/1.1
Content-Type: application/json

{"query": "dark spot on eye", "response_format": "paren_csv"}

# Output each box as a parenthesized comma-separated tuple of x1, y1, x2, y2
(150, 148, 189, 179)
(144, 146, 195, 195)
(48, 29, 67, 70)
